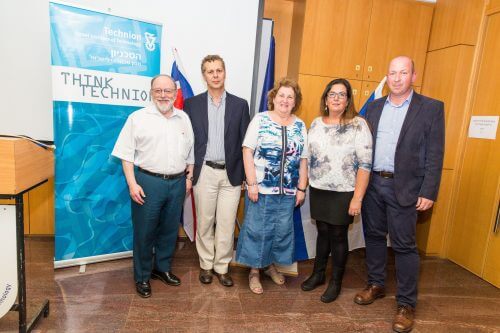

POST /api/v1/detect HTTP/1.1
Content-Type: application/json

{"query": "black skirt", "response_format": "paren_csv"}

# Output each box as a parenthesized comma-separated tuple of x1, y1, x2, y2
(309, 186, 354, 225)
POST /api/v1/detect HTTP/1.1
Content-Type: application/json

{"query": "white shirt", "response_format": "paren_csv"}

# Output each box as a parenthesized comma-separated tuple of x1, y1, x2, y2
(112, 105, 194, 174)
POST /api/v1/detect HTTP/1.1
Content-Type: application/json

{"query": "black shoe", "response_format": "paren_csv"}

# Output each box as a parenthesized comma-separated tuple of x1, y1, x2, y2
(151, 270, 181, 286)
(135, 281, 151, 298)
(301, 272, 325, 291)
(320, 278, 342, 303)
(199, 269, 213, 284)
(215, 272, 234, 287)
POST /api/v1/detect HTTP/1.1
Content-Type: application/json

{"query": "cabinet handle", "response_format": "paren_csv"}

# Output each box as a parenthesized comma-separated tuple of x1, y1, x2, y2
(353, 89, 358, 95)
(494, 200, 500, 234)
(367, 66, 373, 72)
(355, 65, 361, 71)
(364, 90, 370, 96)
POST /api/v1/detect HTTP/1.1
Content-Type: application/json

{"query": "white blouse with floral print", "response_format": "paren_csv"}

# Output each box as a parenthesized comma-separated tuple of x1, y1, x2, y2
(308, 116, 373, 192)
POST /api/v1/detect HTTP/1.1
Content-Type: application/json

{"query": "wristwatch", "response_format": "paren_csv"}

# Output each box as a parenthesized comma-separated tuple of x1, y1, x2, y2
(297, 187, 306, 193)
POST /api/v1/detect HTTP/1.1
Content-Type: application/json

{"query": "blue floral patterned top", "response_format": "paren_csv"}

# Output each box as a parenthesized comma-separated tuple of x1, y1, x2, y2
(243, 111, 308, 195)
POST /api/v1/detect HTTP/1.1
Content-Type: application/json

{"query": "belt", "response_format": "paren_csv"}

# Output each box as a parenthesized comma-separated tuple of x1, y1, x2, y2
(205, 161, 226, 170)
(373, 171, 394, 179)
(138, 168, 185, 180)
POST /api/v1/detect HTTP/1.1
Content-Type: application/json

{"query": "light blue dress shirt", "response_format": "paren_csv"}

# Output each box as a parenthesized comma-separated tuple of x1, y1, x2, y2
(205, 91, 226, 162)
(373, 91, 413, 172)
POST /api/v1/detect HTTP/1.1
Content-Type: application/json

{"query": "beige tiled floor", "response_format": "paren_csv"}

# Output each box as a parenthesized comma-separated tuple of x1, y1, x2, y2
(0, 238, 499, 332)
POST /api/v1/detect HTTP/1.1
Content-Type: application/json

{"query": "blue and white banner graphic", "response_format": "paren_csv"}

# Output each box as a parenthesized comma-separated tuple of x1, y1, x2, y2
(50, 2, 162, 267)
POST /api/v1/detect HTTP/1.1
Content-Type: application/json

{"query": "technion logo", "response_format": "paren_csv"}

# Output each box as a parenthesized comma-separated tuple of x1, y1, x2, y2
(144, 32, 156, 51)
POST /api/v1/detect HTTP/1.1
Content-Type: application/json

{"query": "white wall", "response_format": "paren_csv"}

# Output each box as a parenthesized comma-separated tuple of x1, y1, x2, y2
(0, 0, 261, 141)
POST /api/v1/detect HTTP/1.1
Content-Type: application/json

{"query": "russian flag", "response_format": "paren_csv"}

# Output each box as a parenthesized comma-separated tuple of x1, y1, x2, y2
(171, 48, 196, 241)
(359, 76, 387, 116)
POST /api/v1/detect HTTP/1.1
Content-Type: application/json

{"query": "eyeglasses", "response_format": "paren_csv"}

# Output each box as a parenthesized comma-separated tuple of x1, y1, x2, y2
(327, 92, 347, 100)
(152, 88, 176, 95)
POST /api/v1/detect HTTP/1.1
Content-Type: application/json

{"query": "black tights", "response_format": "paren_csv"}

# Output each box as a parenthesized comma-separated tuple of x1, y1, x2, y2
(313, 221, 349, 273)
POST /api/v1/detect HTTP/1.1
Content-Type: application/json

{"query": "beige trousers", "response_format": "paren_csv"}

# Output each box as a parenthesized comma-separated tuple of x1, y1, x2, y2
(194, 164, 241, 274)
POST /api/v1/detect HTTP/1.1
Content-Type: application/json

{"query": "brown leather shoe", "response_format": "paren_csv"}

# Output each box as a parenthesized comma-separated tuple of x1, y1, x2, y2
(392, 305, 415, 333)
(353, 284, 385, 305)
(215, 272, 234, 287)
(199, 269, 213, 284)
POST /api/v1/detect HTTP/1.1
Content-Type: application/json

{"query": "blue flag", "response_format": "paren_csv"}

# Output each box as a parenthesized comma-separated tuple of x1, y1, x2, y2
(259, 36, 275, 113)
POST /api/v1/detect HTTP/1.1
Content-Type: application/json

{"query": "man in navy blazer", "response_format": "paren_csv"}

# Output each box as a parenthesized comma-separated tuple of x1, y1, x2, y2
(184, 55, 250, 287)
(354, 56, 445, 333)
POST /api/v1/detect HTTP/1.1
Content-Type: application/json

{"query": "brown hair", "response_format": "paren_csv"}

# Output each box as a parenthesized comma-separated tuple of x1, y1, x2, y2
(319, 78, 357, 124)
(267, 77, 302, 114)
(201, 55, 226, 73)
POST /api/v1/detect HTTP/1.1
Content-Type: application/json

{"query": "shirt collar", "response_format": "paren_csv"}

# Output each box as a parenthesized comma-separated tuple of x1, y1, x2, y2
(146, 104, 181, 118)
(208, 90, 226, 105)
(386, 89, 414, 108)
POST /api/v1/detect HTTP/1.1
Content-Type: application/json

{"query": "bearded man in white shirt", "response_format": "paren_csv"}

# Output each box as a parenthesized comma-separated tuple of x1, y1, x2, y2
(112, 74, 194, 298)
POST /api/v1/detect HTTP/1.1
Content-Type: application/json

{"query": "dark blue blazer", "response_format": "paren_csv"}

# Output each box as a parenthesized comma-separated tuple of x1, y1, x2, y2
(365, 92, 445, 206)
(184, 91, 250, 186)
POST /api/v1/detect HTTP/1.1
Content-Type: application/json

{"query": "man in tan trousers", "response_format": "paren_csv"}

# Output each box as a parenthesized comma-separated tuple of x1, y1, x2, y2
(184, 55, 250, 287)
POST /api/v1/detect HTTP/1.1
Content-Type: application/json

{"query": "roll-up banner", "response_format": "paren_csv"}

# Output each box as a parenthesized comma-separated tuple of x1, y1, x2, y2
(49, 2, 162, 267)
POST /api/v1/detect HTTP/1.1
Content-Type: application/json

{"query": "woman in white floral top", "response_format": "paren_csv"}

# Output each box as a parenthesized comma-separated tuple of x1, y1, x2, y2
(301, 78, 372, 303)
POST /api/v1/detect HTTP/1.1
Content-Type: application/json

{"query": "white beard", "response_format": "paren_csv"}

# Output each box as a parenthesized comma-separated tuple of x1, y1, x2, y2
(155, 100, 173, 114)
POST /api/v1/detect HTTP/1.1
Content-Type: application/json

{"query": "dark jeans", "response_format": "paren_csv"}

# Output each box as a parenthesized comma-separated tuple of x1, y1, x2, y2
(131, 170, 185, 282)
(361, 174, 419, 308)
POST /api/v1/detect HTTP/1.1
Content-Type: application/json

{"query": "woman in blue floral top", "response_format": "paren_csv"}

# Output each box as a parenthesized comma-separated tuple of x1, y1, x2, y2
(301, 78, 372, 303)
(236, 78, 308, 294)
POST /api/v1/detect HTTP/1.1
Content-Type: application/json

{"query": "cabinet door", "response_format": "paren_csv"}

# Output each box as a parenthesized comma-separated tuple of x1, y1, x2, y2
(298, 74, 362, 128)
(363, 0, 433, 86)
(299, 0, 371, 80)
(447, 12, 500, 286)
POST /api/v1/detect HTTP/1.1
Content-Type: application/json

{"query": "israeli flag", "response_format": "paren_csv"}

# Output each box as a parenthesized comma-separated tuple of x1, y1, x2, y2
(359, 76, 387, 116)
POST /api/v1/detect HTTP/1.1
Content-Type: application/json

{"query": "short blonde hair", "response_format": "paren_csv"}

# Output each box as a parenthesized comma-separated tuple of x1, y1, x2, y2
(201, 55, 226, 73)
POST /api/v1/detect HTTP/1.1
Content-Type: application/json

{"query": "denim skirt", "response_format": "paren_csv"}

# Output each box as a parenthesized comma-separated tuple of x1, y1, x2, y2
(235, 193, 295, 268)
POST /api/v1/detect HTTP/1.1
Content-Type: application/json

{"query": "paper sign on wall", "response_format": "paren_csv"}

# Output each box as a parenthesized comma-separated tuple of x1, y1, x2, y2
(468, 116, 499, 140)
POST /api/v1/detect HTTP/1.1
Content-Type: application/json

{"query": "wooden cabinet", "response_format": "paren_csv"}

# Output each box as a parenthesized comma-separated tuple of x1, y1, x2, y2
(299, 0, 433, 84)
(363, 0, 433, 86)
(297, 0, 433, 126)
(427, 0, 484, 51)
(421, 46, 475, 170)
(299, 0, 371, 80)
(447, 11, 500, 287)
(264, 0, 294, 80)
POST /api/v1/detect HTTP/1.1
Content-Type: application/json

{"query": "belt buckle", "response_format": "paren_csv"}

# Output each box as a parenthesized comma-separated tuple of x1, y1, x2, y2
(379, 171, 393, 179)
